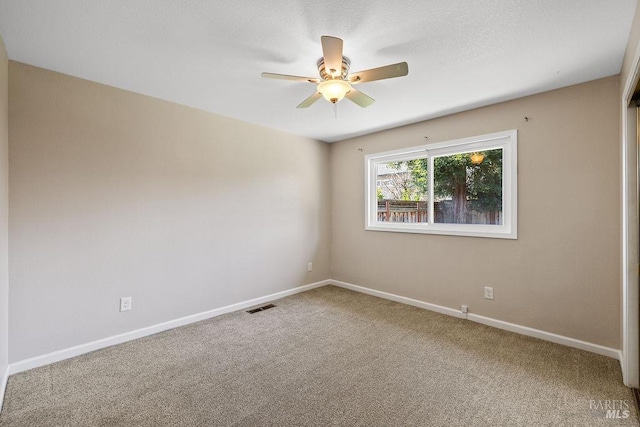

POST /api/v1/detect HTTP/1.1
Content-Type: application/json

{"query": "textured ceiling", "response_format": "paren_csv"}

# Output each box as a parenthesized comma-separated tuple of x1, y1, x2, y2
(0, 0, 636, 142)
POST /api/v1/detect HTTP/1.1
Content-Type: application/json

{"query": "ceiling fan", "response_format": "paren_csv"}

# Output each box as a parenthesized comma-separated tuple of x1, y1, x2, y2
(261, 36, 409, 109)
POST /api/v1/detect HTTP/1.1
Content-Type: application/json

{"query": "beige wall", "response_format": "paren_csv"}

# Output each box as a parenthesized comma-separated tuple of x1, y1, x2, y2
(8, 62, 331, 362)
(330, 76, 621, 348)
(4, 58, 625, 361)
(0, 36, 8, 375)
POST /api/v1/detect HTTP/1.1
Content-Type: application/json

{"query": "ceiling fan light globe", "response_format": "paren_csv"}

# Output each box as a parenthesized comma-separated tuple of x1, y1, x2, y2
(318, 79, 351, 104)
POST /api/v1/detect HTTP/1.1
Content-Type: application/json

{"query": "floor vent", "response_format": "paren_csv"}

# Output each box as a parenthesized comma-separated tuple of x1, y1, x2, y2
(247, 303, 276, 314)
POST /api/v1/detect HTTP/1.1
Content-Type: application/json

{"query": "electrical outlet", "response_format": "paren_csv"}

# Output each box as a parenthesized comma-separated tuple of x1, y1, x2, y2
(307, 262, 313, 272)
(484, 286, 494, 300)
(120, 297, 132, 312)
(461, 305, 468, 313)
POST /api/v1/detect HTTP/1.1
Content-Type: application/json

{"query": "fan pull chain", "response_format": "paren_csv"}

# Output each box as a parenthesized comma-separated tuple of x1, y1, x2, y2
(334, 103, 338, 119)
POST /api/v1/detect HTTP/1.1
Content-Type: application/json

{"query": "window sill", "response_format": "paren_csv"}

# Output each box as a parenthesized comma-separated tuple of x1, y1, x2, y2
(365, 223, 517, 239)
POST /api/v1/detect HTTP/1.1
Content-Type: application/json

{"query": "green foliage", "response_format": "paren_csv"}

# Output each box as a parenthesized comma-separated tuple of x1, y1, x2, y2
(404, 149, 502, 222)
(466, 149, 502, 212)
(406, 159, 428, 197)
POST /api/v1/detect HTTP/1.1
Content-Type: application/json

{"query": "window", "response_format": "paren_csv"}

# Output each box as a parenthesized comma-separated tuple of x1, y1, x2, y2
(365, 130, 517, 239)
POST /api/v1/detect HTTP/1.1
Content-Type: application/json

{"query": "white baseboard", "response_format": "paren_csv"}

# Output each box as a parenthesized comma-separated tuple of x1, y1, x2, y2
(331, 280, 467, 319)
(467, 313, 620, 360)
(8, 280, 331, 375)
(0, 364, 8, 414)
(330, 280, 620, 360)
(6, 278, 621, 379)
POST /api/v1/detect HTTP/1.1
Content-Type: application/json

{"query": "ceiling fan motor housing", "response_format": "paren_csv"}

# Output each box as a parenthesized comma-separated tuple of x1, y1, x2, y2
(317, 56, 350, 81)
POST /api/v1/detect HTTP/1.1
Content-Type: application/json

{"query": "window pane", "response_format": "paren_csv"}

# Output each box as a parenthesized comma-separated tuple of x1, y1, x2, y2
(376, 159, 428, 223)
(433, 149, 503, 225)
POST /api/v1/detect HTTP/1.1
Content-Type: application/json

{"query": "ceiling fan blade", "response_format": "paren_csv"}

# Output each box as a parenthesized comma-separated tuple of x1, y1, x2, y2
(297, 92, 323, 108)
(261, 72, 319, 83)
(349, 62, 409, 83)
(345, 88, 375, 108)
(321, 36, 344, 77)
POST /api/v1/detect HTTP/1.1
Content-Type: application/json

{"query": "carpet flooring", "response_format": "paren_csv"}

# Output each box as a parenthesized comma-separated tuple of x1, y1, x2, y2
(0, 285, 637, 426)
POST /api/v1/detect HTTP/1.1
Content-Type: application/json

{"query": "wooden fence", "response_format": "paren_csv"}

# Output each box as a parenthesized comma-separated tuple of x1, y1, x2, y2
(377, 200, 428, 223)
(377, 200, 501, 225)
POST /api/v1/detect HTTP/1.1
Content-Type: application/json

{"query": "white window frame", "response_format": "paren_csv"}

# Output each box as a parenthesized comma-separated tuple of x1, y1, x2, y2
(365, 129, 517, 239)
